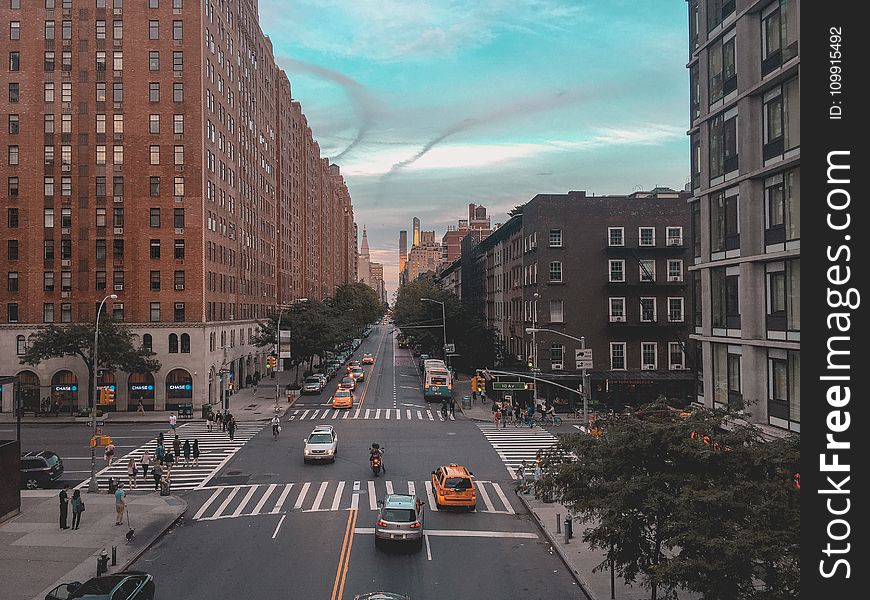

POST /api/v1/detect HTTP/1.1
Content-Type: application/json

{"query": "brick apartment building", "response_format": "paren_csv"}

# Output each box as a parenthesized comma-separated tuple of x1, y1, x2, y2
(0, 0, 356, 413)
(464, 189, 695, 409)
(686, 0, 799, 432)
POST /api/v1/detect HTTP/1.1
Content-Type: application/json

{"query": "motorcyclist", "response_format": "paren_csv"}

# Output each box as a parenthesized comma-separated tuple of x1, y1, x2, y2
(369, 443, 385, 473)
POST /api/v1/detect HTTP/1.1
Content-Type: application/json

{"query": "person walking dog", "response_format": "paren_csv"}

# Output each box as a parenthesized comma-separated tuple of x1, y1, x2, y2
(114, 483, 127, 526)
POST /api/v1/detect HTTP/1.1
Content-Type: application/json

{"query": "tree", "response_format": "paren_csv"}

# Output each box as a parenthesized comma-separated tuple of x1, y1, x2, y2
(20, 321, 161, 409)
(535, 404, 799, 600)
(332, 282, 384, 338)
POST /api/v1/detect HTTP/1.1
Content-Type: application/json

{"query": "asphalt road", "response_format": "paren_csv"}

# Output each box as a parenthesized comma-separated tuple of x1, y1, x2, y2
(132, 324, 583, 599)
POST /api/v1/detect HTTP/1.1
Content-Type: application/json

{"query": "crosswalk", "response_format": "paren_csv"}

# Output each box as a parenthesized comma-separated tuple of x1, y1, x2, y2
(477, 423, 559, 479)
(76, 421, 264, 492)
(287, 407, 455, 421)
(192, 478, 516, 521)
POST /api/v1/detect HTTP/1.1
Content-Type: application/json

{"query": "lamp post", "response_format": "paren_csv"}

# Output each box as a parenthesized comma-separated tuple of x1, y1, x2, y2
(275, 298, 307, 412)
(420, 298, 447, 365)
(532, 292, 540, 373)
(89, 293, 117, 494)
(526, 327, 591, 427)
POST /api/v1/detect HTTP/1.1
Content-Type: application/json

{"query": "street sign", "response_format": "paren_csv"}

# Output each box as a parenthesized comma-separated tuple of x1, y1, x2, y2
(492, 382, 527, 391)
(575, 349, 594, 370)
(445, 343, 455, 354)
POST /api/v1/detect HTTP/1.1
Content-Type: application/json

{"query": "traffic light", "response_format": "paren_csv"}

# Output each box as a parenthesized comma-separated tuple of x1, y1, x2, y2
(99, 387, 115, 404)
(527, 356, 534, 368)
(267, 355, 277, 370)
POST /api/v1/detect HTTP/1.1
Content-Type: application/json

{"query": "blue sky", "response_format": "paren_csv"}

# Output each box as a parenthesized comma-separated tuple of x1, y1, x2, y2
(259, 0, 690, 297)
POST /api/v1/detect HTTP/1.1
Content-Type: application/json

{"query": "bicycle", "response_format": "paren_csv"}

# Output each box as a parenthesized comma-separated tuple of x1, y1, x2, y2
(537, 413, 563, 426)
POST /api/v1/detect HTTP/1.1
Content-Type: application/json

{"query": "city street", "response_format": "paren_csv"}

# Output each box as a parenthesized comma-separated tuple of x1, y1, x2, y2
(131, 324, 583, 599)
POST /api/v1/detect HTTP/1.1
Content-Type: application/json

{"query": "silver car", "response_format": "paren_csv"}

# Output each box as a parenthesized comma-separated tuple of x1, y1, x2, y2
(302, 425, 337, 463)
(302, 376, 324, 394)
(374, 494, 424, 550)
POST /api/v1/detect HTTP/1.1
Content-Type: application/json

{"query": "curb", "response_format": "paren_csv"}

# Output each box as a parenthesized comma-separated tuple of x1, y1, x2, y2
(115, 496, 187, 574)
(517, 493, 596, 600)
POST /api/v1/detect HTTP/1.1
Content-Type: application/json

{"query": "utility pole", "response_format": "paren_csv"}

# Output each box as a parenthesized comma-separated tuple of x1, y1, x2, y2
(89, 293, 116, 494)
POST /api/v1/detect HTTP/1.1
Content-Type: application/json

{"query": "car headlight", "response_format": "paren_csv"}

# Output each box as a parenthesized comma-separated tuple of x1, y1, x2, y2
(304, 449, 311, 455)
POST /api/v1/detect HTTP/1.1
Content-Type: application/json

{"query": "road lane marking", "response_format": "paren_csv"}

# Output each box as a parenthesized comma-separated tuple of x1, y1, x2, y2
(213, 486, 240, 518)
(353, 528, 538, 539)
(427, 411, 434, 420)
(270, 483, 293, 514)
(350, 492, 359, 510)
(335, 509, 358, 600)
(417, 410, 423, 420)
(299, 410, 310, 420)
(491, 482, 515, 515)
(476, 482, 495, 513)
(385, 409, 391, 420)
(407, 481, 416, 496)
(375, 409, 381, 419)
(309, 481, 329, 511)
(271, 514, 285, 539)
(330, 509, 356, 600)
(330, 481, 345, 511)
(406, 409, 412, 419)
(425, 480, 438, 511)
(385, 481, 393, 495)
(365, 409, 371, 419)
(425, 534, 433, 560)
(293, 482, 311, 510)
(232, 486, 258, 517)
(192, 488, 223, 521)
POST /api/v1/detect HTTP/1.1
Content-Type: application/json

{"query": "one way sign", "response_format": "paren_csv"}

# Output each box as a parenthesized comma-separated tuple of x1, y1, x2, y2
(575, 349, 594, 370)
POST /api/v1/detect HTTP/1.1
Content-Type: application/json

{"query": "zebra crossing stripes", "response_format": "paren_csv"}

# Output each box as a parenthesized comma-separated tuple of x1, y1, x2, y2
(76, 421, 263, 492)
(477, 423, 559, 479)
(192, 479, 516, 521)
(287, 407, 449, 421)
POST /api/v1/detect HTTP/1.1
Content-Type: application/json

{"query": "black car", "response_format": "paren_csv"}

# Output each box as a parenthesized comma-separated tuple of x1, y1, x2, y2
(21, 451, 64, 490)
(45, 571, 155, 600)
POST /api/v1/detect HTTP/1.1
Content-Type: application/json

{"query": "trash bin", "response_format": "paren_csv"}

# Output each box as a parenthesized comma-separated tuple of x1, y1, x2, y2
(462, 396, 472, 409)
(160, 478, 171, 496)
(201, 403, 212, 419)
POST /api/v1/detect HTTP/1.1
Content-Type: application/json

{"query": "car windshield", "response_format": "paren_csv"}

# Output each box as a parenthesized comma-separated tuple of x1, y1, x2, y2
(70, 575, 127, 597)
(308, 434, 333, 444)
(382, 508, 416, 522)
(444, 477, 472, 490)
(304, 378, 320, 384)
(342, 378, 353, 384)
(352, 368, 363, 374)
(335, 391, 350, 397)
(45, 454, 60, 466)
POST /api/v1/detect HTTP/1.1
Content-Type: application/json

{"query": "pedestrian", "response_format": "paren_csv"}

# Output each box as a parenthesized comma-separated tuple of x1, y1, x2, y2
(169, 412, 177, 433)
(192, 439, 200, 466)
(173, 434, 181, 460)
(155, 442, 165, 465)
(215, 410, 223, 431)
(516, 459, 528, 484)
(503, 401, 512, 426)
(152, 462, 163, 490)
(71, 489, 84, 530)
(491, 398, 499, 425)
(140, 450, 152, 479)
(127, 457, 137, 489)
(182, 439, 191, 467)
(164, 451, 175, 474)
(206, 410, 214, 432)
(449, 395, 456, 418)
(59, 485, 70, 529)
(114, 483, 127, 525)
(137, 400, 145, 414)
(104, 441, 115, 466)
(227, 416, 236, 440)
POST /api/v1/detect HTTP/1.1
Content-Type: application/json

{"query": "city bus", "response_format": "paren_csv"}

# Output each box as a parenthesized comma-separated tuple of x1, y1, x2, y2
(422, 363, 452, 402)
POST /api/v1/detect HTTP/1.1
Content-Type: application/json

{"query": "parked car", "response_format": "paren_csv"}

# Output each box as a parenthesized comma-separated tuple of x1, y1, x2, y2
(21, 450, 64, 490)
(302, 376, 325, 394)
(353, 594, 410, 600)
(303, 425, 337, 463)
(45, 571, 154, 600)
(374, 494, 425, 551)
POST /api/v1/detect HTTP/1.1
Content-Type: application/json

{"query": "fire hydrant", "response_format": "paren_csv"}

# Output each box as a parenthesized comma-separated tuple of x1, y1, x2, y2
(97, 548, 109, 576)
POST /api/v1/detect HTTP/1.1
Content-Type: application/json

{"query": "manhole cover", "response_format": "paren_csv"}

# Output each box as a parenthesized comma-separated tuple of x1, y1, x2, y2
(226, 470, 243, 476)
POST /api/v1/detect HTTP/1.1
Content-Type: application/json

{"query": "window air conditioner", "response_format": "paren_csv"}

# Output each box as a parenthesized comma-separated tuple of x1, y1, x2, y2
(668, 275, 681, 282)
(113, 284, 123, 291)
(642, 363, 656, 370)
(113, 227, 123, 235)
(175, 284, 184, 290)
(668, 238, 683, 246)
(551, 363, 563, 371)
(61, 259, 71, 267)
(611, 315, 625, 322)
(670, 364, 684, 370)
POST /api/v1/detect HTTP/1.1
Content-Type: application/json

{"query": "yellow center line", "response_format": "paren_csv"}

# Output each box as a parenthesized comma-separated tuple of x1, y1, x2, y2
(336, 509, 359, 599)
(357, 327, 387, 412)
(330, 509, 356, 600)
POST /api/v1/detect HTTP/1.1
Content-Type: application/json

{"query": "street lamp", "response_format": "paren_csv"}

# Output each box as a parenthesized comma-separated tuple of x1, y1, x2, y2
(420, 298, 447, 365)
(531, 292, 540, 373)
(89, 293, 117, 494)
(275, 298, 307, 411)
(526, 327, 591, 428)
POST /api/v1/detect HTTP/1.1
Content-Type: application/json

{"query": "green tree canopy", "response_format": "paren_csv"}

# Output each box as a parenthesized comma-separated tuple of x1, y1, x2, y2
(20, 320, 160, 408)
(536, 405, 799, 600)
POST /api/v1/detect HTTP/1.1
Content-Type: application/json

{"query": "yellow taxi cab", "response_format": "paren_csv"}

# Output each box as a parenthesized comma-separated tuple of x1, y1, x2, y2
(430, 464, 476, 510)
(331, 388, 354, 409)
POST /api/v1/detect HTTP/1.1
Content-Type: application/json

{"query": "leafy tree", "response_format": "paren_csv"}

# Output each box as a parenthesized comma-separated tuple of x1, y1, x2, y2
(332, 282, 384, 338)
(20, 321, 160, 408)
(535, 404, 799, 600)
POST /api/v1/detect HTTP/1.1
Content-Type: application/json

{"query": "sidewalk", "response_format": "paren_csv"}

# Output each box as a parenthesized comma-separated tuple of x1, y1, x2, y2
(0, 372, 299, 425)
(0, 490, 186, 600)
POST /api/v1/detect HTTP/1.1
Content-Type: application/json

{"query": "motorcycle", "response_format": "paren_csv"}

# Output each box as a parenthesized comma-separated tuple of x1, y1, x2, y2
(370, 452, 384, 476)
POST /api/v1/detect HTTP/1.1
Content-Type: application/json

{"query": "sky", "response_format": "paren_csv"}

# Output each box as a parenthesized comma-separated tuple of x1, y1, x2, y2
(259, 0, 691, 300)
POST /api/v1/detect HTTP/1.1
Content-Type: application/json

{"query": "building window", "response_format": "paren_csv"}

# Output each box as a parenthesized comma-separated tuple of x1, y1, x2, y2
(709, 108, 738, 181)
(608, 227, 624, 246)
(174, 177, 185, 196)
(641, 342, 657, 370)
(174, 145, 184, 165)
(693, 271, 702, 328)
(180, 333, 190, 353)
(150, 239, 160, 259)
(149, 177, 160, 197)
(168, 333, 178, 353)
(708, 31, 736, 104)
(8, 145, 19, 165)
(7, 303, 19, 322)
(548, 261, 562, 283)
(10, 21, 20, 39)
(112, 50, 123, 72)
(761, 0, 798, 75)
(610, 342, 626, 370)
(150, 271, 161, 291)
(609, 297, 625, 322)
(172, 82, 183, 102)
(764, 169, 800, 247)
(549, 229, 562, 247)
(7, 271, 19, 292)
(609, 260, 624, 282)
(96, 271, 106, 290)
(762, 78, 800, 161)
(174, 114, 184, 133)
(766, 259, 799, 336)
(142, 333, 153, 352)
(113, 19, 122, 39)
(150, 302, 161, 322)
(149, 114, 160, 134)
(7, 208, 19, 228)
(768, 349, 799, 430)
(668, 297, 684, 322)
(174, 239, 185, 259)
(667, 260, 683, 282)
(149, 20, 159, 39)
(96, 19, 106, 39)
(173, 208, 184, 228)
(112, 303, 124, 321)
(150, 208, 160, 227)
(149, 82, 160, 102)
(150, 145, 160, 165)
(638, 227, 655, 246)
(8, 176, 19, 196)
(8, 114, 18, 135)
(112, 239, 124, 259)
(113, 145, 123, 164)
(691, 133, 701, 191)
(174, 302, 185, 322)
(8, 82, 20, 103)
(173, 51, 183, 72)
(174, 270, 184, 290)
(640, 297, 656, 322)
(45, 20, 55, 39)
(60, 303, 72, 323)
(710, 188, 739, 254)
(706, 0, 735, 32)
(669, 342, 686, 369)
(712, 343, 742, 409)
(95, 239, 106, 260)
(172, 20, 183, 39)
(666, 227, 683, 247)
(43, 271, 54, 291)
(44, 208, 55, 228)
(711, 267, 740, 330)
(639, 259, 655, 282)
(16, 334, 26, 355)
(549, 299, 563, 323)
(9, 51, 19, 71)
(550, 343, 564, 368)
(690, 62, 700, 121)
(96, 82, 106, 102)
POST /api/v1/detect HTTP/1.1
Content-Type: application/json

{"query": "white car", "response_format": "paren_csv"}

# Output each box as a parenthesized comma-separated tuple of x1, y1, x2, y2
(303, 425, 338, 463)
(303, 376, 325, 394)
